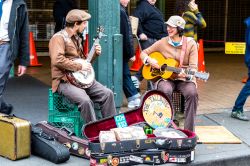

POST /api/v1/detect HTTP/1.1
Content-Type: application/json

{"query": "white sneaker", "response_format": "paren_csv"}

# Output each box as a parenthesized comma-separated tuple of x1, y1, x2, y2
(134, 98, 141, 107)
(128, 98, 141, 109)
(131, 76, 140, 89)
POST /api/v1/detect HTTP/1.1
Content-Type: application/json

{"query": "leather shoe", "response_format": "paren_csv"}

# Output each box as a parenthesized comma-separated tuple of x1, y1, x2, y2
(0, 104, 13, 115)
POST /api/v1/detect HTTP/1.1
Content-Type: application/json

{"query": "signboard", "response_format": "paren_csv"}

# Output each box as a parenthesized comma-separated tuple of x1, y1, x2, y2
(114, 114, 128, 128)
(225, 42, 246, 54)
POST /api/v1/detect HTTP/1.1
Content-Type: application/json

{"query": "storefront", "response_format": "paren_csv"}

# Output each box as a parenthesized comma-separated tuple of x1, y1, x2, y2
(26, 0, 250, 51)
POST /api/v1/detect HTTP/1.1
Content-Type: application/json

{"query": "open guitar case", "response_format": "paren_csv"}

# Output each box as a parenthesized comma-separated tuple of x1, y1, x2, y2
(83, 90, 197, 165)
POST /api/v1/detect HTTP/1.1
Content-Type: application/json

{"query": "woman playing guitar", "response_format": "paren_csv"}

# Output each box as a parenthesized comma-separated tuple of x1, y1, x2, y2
(140, 15, 199, 132)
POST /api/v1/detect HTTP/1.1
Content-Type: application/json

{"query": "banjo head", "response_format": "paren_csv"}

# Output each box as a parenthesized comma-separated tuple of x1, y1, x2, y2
(72, 68, 95, 85)
(67, 58, 95, 88)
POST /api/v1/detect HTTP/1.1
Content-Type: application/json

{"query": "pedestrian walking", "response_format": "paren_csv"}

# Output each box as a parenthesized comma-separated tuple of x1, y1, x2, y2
(0, 0, 30, 114)
(231, 17, 250, 121)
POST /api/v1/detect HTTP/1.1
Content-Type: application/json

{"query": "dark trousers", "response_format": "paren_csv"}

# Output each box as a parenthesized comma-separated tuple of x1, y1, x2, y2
(156, 80, 198, 132)
(57, 80, 116, 123)
(0, 43, 12, 110)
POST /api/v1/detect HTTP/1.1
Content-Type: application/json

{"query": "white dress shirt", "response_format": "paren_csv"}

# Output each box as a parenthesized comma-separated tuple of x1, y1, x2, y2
(0, 0, 13, 41)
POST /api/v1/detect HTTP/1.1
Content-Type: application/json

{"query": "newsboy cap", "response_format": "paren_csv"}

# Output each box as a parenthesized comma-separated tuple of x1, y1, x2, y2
(66, 9, 91, 23)
(165, 15, 186, 29)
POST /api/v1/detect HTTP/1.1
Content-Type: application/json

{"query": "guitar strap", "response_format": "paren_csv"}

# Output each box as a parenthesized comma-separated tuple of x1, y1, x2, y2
(179, 36, 187, 67)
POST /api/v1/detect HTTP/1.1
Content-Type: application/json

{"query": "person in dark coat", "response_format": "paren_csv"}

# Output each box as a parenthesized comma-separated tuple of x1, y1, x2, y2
(133, 0, 168, 49)
(53, 0, 78, 33)
(120, 0, 141, 109)
(0, 0, 30, 114)
(231, 17, 250, 121)
(131, 0, 168, 89)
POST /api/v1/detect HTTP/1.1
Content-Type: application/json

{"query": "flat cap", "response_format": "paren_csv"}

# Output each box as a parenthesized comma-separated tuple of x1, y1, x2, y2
(165, 15, 186, 29)
(66, 9, 91, 23)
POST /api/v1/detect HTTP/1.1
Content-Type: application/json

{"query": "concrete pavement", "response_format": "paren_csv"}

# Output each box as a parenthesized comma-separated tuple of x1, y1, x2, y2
(1, 52, 250, 165)
(1, 108, 250, 165)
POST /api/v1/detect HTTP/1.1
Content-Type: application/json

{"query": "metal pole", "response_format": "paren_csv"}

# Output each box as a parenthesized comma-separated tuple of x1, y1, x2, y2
(224, 0, 228, 42)
(88, 0, 123, 110)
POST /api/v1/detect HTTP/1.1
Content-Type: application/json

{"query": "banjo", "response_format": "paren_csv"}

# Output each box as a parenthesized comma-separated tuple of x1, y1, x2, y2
(66, 26, 105, 89)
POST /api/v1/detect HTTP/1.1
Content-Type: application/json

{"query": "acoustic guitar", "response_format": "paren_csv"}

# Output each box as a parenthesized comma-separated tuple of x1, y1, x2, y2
(142, 52, 209, 81)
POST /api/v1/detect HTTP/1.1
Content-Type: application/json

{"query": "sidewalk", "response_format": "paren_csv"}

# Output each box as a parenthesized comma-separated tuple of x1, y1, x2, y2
(1, 76, 250, 165)
(1, 52, 250, 165)
(191, 111, 250, 166)
(1, 107, 250, 166)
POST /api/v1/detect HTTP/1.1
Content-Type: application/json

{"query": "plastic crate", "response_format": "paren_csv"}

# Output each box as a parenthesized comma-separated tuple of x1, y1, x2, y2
(48, 89, 85, 138)
(48, 89, 79, 115)
(172, 92, 185, 112)
(48, 115, 84, 138)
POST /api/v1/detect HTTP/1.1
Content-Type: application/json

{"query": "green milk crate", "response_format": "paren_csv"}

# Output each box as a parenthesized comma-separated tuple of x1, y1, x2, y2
(48, 115, 84, 138)
(48, 89, 84, 138)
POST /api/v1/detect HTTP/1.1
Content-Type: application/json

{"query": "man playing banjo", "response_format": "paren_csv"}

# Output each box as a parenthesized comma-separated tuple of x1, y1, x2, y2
(49, 9, 116, 123)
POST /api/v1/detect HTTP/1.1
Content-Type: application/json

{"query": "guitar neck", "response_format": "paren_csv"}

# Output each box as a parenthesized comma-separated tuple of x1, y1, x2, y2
(167, 66, 209, 80)
(166, 66, 182, 74)
(86, 38, 100, 63)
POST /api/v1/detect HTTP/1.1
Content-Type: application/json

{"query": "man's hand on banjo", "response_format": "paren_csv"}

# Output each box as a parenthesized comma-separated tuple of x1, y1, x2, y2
(94, 44, 102, 55)
(80, 60, 92, 72)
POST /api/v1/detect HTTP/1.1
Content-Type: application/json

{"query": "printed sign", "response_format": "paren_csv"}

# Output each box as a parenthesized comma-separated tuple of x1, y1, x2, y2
(225, 42, 246, 54)
(114, 114, 128, 128)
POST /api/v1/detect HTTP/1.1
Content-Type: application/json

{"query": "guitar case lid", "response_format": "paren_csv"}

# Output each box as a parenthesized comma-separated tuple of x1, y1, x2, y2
(83, 90, 174, 140)
(83, 90, 197, 154)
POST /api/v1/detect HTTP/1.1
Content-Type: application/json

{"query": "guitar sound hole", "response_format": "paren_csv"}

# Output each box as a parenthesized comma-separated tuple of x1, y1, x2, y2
(151, 68, 160, 76)
(161, 64, 167, 72)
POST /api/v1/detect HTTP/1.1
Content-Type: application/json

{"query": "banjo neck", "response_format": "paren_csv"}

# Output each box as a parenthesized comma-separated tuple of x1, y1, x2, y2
(86, 38, 100, 63)
(85, 26, 105, 63)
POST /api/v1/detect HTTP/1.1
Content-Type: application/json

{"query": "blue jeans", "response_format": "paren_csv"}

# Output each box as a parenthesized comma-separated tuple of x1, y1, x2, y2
(232, 69, 250, 112)
(0, 43, 12, 110)
(123, 62, 140, 102)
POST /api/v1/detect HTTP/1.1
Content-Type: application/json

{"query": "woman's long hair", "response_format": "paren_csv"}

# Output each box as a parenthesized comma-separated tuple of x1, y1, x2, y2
(175, 0, 190, 16)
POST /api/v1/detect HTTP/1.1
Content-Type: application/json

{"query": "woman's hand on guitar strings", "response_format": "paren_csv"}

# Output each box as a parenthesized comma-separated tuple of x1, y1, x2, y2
(147, 57, 160, 69)
(94, 44, 102, 55)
